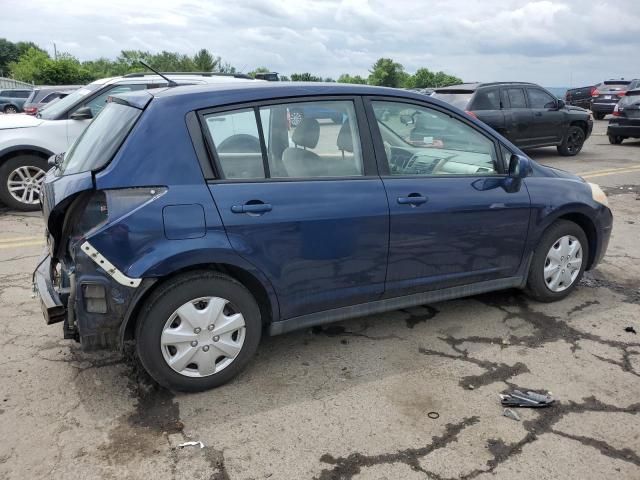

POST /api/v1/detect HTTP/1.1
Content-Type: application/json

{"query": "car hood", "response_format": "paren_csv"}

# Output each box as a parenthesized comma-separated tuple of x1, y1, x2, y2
(533, 162, 583, 181)
(0, 113, 43, 130)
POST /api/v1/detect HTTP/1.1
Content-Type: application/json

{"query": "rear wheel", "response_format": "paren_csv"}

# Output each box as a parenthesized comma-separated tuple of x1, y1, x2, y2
(525, 220, 588, 302)
(557, 126, 585, 156)
(608, 135, 624, 145)
(0, 155, 48, 211)
(593, 112, 605, 120)
(3, 105, 18, 114)
(135, 271, 262, 392)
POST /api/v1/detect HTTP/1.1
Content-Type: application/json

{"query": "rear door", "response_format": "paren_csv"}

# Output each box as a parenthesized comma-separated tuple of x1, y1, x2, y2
(366, 98, 530, 297)
(501, 87, 534, 147)
(468, 87, 506, 135)
(526, 87, 563, 144)
(202, 98, 390, 320)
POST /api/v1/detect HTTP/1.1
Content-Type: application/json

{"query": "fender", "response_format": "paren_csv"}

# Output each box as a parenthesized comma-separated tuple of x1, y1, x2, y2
(0, 144, 54, 161)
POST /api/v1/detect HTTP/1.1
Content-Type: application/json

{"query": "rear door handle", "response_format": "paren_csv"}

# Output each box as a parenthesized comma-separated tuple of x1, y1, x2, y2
(231, 203, 272, 214)
(397, 195, 427, 206)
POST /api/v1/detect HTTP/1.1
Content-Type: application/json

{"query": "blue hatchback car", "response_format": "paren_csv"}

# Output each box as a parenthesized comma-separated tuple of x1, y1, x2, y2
(35, 82, 612, 391)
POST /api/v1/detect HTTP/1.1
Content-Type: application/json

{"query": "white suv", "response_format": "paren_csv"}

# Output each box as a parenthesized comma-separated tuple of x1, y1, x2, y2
(0, 72, 259, 210)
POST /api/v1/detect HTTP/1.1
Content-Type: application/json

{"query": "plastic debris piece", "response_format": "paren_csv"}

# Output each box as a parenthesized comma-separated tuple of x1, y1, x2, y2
(177, 441, 205, 449)
(503, 408, 520, 421)
(500, 389, 554, 408)
(624, 326, 637, 334)
(427, 411, 440, 419)
(468, 384, 475, 390)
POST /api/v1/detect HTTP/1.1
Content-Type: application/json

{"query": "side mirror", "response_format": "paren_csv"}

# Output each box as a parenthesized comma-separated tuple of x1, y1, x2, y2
(508, 154, 530, 179)
(70, 106, 93, 120)
(556, 99, 565, 110)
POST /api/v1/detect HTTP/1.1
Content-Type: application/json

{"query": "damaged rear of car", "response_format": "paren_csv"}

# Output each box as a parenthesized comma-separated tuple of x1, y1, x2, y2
(35, 92, 155, 346)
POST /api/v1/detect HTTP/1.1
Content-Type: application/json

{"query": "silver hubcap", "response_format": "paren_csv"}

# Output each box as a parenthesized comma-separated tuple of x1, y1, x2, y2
(7, 166, 46, 205)
(161, 296, 246, 378)
(544, 235, 583, 292)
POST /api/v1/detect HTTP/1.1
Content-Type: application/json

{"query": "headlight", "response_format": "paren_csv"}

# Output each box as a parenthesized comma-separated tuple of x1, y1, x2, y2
(589, 182, 609, 207)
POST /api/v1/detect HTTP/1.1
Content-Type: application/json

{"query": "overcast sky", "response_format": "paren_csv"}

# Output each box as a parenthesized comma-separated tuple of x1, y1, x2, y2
(2, 0, 639, 86)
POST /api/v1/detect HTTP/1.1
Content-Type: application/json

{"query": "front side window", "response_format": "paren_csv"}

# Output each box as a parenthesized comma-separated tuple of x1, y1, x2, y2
(527, 89, 556, 109)
(506, 88, 527, 109)
(203, 100, 363, 180)
(372, 100, 498, 176)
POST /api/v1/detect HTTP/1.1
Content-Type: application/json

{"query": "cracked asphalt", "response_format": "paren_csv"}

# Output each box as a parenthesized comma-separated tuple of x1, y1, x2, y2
(1, 120, 639, 479)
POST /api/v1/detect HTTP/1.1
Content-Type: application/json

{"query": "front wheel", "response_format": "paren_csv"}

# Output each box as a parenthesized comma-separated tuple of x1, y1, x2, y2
(0, 155, 48, 211)
(3, 105, 18, 114)
(136, 271, 262, 392)
(557, 126, 585, 156)
(608, 135, 624, 145)
(525, 220, 588, 302)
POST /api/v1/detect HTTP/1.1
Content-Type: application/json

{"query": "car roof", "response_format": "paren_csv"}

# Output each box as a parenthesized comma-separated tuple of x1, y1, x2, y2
(435, 82, 538, 92)
(90, 73, 260, 88)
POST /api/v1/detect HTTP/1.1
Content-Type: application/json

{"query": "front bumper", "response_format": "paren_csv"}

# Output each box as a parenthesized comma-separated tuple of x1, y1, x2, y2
(34, 253, 66, 325)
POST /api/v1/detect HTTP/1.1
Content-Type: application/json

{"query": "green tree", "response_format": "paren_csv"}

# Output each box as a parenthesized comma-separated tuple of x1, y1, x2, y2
(279, 75, 289, 81)
(368, 58, 405, 87)
(10, 48, 92, 84)
(193, 49, 217, 71)
(0, 38, 46, 76)
(409, 67, 461, 88)
(290, 72, 323, 82)
(337, 73, 367, 84)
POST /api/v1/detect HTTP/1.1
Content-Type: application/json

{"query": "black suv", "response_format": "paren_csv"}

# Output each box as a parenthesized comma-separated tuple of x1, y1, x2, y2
(591, 79, 640, 120)
(433, 82, 593, 156)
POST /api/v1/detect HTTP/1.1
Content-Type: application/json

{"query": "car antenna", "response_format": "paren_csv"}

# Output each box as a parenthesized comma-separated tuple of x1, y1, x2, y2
(138, 60, 178, 87)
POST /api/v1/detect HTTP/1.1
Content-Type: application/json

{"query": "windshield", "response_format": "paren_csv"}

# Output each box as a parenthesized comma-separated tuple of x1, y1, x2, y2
(620, 93, 640, 106)
(38, 84, 101, 119)
(598, 82, 629, 92)
(58, 102, 141, 176)
(432, 92, 473, 109)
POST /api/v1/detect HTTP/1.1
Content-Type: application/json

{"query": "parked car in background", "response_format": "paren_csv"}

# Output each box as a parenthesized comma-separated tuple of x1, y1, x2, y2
(433, 82, 593, 156)
(22, 86, 81, 115)
(0, 72, 259, 211)
(591, 79, 640, 120)
(565, 85, 595, 109)
(254, 72, 279, 81)
(607, 88, 640, 144)
(406, 88, 434, 96)
(35, 82, 612, 392)
(0, 88, 32, 114)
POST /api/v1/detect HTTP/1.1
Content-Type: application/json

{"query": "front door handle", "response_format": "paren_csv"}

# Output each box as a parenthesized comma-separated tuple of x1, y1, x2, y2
(397, 194, 427, 206)
(231, 202, 272, 214)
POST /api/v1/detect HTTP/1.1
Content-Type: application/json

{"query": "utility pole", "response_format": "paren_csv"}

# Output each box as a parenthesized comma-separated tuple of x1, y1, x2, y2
(53, 43, 58, 61)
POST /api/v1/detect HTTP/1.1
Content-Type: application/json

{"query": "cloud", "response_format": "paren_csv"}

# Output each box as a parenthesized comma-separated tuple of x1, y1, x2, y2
(2, 0, 639, 86)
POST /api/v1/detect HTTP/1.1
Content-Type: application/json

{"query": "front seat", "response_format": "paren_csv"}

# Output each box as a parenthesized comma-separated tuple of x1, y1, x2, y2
(282, 118, 327, 177)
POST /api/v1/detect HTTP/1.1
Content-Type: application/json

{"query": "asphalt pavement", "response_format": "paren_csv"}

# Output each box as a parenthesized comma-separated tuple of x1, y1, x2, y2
(0, 119, 639, 479)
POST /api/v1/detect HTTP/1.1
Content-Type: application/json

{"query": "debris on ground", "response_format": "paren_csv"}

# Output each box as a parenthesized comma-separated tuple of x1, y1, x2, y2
(624, 326, 637, 334)
(177, 441, 205, 449)
(502, 408, 520, 421)
(468, 384, 475, 390)
(500, 389, 554, 408)
(427, 411, 440, 419)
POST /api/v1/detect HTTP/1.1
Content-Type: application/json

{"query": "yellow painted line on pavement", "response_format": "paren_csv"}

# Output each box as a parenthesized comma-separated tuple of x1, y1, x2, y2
(0, 239, 44, 250)
(0, 236, 43, 244)
(582, 166, 640, 179)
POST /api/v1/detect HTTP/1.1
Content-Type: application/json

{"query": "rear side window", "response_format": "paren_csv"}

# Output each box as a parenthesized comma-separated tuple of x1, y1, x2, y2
(59, 102, 141, 175)
(527, 89, 556, 109)
(506, 88, 527, 109)
(203, 100, 363, 180)
(471, 89, 500, 110)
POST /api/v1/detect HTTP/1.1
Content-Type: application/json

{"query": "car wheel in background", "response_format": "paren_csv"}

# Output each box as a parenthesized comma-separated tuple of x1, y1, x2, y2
(608, 135, 624, 145)
(136, 271, 262, 392)
(525, 220, 588, 302)
(557, 125, 585, 156)
(3, 105, 18, 114)
(0, 155, 48, 211)
(290, 109, 304, 127)
(593, 112, 605, 120)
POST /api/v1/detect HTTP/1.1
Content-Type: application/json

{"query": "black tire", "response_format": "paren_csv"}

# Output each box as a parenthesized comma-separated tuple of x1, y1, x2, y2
(0, 154, 48, 211)
(593, 112, 605, 120)
(290, 109, 304, 127)
(608, 135, 624, 145)
(525, 220, 589, 303)
(3, 105, 18, 114)
(557, 125, 586, 156)
(135, 271, 262, 392)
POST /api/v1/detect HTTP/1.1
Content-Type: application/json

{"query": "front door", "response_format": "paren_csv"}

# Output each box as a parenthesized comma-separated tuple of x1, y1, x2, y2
(366, 98, 531, 297)
(526, 87, 564, 144)
(203, 98, 389, 319)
